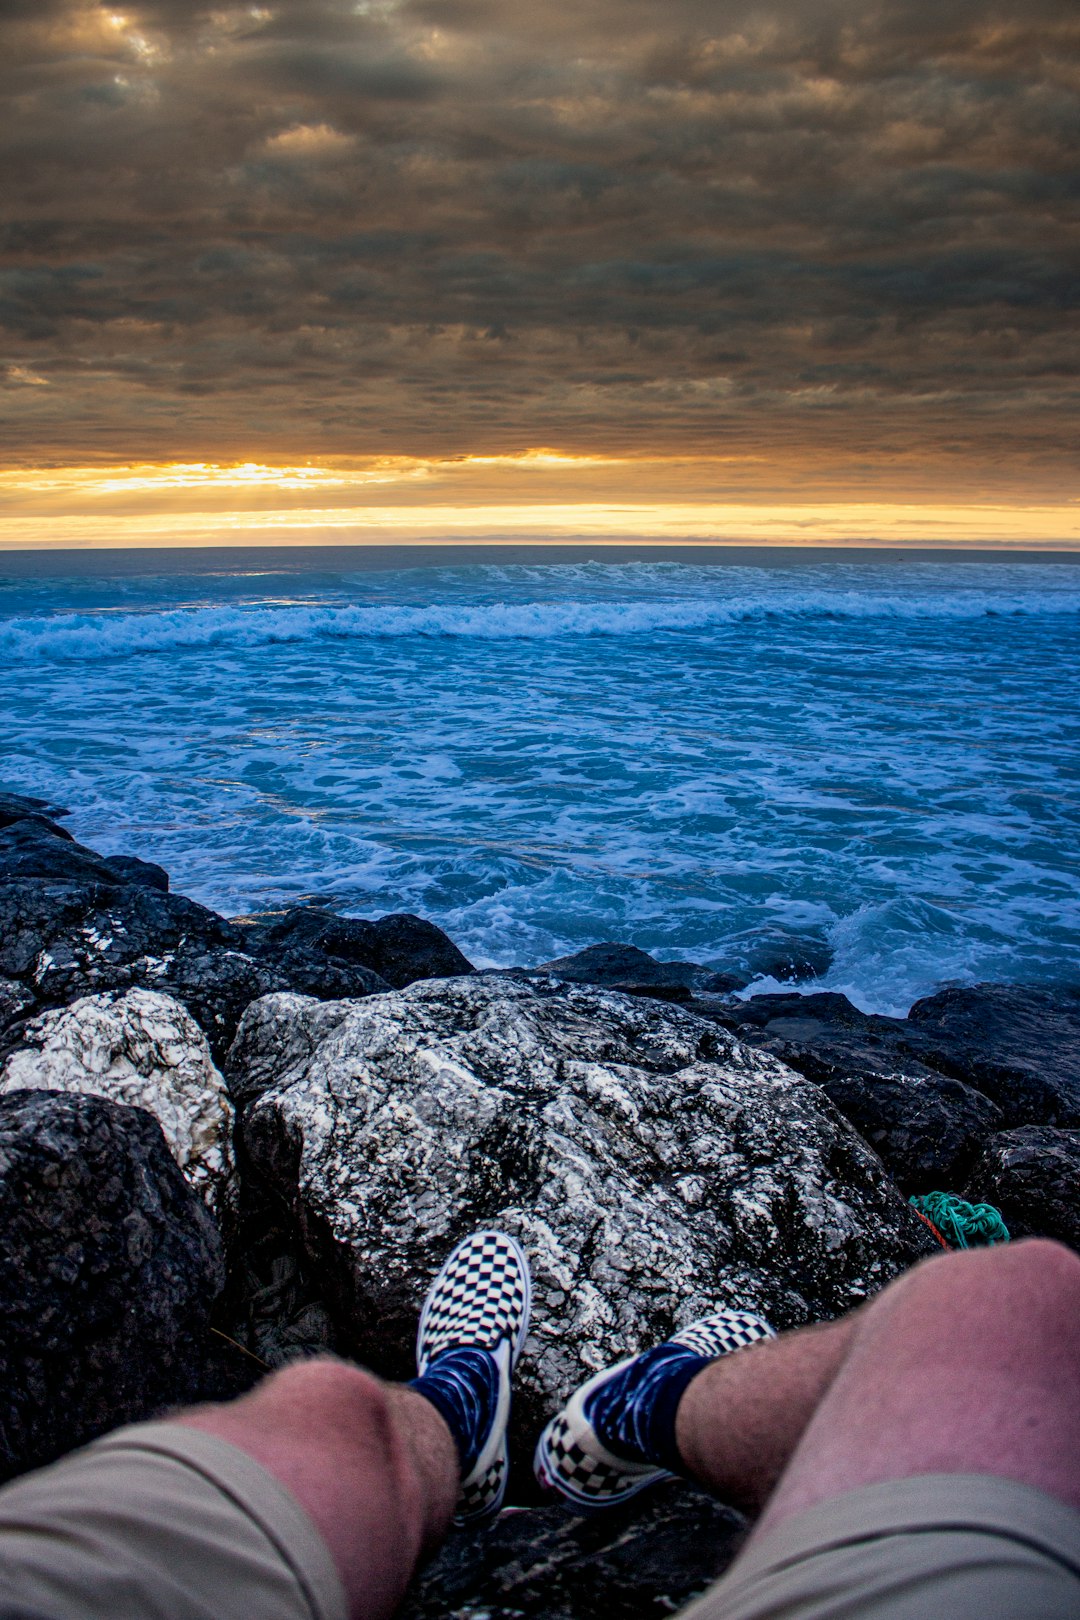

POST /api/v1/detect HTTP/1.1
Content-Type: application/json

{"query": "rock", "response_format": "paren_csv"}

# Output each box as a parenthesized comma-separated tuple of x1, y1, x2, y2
(237, 906, 473, 993)
(796, 1063, 1003, 1193)
(402, 1481, 747, 1620)
(224, 991, 359, 1109)
(1, 989, 235, 1216)
(0, 817, 121, 885)
(0, 978, 33, 1039)
(237, 975, 934, 1482)
(102, 853, 170, 891)
(906, 984, 1080, 1128)
(0, 1089, 224, 1481)
(530, 943, 740, 1002)
(0, 877, 289, 1063)
(714, 925, 833, 986)
(0, 809, 469, 1057)
(0, 790, 71, 831)
(704, 990, 1015, 1184)
(965, 1127, 1080, 1251)
(140, 944, 292, 1065)
(710, 991, 880, 1044)
(722, 984, 1080, 1135)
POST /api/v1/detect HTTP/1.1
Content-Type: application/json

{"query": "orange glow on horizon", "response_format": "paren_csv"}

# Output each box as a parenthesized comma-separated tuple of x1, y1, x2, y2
(0, 454, 1077, 550)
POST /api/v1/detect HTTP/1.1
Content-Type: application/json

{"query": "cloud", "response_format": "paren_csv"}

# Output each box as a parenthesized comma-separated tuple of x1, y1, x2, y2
(0, 0, 1076, 495)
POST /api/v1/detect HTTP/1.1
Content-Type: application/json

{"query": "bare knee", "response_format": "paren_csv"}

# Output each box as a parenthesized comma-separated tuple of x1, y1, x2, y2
(865, 1236, 1080, 1353)
(251, 1357, 407, 1464)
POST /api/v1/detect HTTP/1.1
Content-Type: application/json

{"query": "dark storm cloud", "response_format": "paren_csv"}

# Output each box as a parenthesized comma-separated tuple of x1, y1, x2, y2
(0, 0, 1077, 479)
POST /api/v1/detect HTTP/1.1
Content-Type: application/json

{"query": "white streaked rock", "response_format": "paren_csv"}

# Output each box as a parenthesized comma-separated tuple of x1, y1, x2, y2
(236, 973, 933, 1435)
(1, 988, 234, 1216)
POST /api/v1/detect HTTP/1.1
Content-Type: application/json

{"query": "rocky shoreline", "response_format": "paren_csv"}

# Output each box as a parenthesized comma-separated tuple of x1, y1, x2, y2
(1, 788, 1078, 1618)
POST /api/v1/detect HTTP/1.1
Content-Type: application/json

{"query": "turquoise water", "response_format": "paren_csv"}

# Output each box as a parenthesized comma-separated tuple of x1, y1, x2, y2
(3, 552, 1079, 1014)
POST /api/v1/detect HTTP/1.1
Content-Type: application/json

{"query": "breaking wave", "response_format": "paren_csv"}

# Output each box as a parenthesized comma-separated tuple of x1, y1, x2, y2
(4, 588, 1078, 664)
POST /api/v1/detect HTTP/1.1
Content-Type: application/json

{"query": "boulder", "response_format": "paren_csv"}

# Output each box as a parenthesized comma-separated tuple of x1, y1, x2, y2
(0, 817, 120, 885)
(1, 989, 235, 1216)
(236, 975, 935, 1477)
(0, 876, 289, 1063)
(402, 1481, 746, 1620)
(0, 803, 472, 1058)
(712, 925, 833, 986)
(0, 1089, 224, 1481)
(530, 943, 741, 1003)
(905, 984, 1080, 1127)
(798, 1064, 1003, 1193)
(0, 977, 33, 1040)
(236, 906, 473, 994)
(102, 853, 170, 891)
(0, 790, 71, 832)
(705, 990, 1016, 1184)
(724, 984, 1080, 1134)
(964, 1127, 1080, 1251)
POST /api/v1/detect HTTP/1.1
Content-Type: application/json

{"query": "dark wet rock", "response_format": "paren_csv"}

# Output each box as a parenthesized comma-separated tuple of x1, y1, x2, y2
(710, 991, 874, 1042)
(142, 945, 292, 1064)
(905, 984, 1080, 1127)
(0, 1089, 224, 1482)
(0, 791, 71, 832)
(403, 1481, 747, 1620)
(530, 942, 742, 1002)
(702, 985, 1078, 1166)
(0, 819, 167, 894)
(0, 818, 121, 885)
(0, 979, 33, 1039)
(965, 1127, 1080, 1251)
(0, 861, 468, 1065)
(236, 905, 471, 997)
(237, 974, 934, 1490)
(796, 1064, 1003, 1194)
(103, 853, 170, 891)
(0, 877, 287, 1063)
(232, 908, 392, 1001)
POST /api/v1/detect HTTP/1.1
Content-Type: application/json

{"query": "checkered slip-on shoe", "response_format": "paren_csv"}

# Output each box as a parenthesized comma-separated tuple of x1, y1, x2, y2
(533, 1308, 774, 1511)
(416, 1230, 531, 1525)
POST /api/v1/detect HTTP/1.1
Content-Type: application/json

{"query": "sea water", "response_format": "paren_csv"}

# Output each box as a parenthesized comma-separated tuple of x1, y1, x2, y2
(2, 550, 1078, 1016)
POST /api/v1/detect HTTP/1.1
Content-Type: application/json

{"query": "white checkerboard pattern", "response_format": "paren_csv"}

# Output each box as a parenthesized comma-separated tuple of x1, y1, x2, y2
(416, 1230, 532, 1372)
(415, 1229, 531, 1526)
(534, 1307, 775, 1510)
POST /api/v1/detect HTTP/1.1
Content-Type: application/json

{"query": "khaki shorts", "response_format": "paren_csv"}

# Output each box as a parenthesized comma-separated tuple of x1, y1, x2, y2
(0, 1423, 347, 1620)
(0, 1427, 1078, 1620)
(687, 1473, 1080, 1620)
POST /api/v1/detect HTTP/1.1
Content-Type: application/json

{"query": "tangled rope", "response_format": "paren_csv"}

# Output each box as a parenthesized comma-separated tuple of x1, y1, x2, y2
(909, 1190, 1010, 1250)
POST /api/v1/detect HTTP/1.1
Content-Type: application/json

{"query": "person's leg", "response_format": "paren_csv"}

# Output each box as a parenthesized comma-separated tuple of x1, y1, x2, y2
(176, 1358, 458, 1620)
(674, 1315, 854, 1513)
(0, 1229, 530, 1620)
(752, 1235, 1080, 1537)
(540, 1238, 1080, 1529)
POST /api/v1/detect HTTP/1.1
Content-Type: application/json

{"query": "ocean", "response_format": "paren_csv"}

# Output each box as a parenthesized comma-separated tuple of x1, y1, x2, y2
(3, 546, 1078, 1016)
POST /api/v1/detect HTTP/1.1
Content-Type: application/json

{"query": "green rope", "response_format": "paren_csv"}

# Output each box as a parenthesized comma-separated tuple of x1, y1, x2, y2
(909, 1191, 1010, 1249)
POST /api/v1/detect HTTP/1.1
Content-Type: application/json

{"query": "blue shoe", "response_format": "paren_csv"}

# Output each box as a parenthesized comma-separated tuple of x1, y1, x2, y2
(415, 1230, 531, 1524)
(534, 1309, 774, 1511)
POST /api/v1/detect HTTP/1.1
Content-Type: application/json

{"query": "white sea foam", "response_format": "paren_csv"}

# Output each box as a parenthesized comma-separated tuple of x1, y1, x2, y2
(3, 556, 1078, 1015)
(3, 587, 1078, 663)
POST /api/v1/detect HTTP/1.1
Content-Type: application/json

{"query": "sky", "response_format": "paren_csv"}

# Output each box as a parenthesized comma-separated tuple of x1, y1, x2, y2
(1, 0, 1078, 547)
